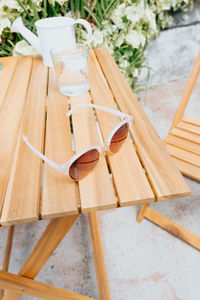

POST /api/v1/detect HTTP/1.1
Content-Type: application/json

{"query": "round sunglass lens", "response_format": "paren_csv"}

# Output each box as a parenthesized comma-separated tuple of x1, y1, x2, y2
(109, 123, 129, 153)
(69, 149, 100, 181)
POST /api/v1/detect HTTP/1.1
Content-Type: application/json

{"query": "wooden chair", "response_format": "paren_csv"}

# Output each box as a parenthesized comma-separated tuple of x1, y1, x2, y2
(138, 52, 200, 250)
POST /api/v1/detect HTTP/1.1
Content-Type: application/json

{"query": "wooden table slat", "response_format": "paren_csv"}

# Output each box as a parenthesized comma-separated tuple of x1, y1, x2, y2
(0, 56, 33, 218)
(42, 68, 78, 219)
(70, 94, 117, 213)
(176, 121, 200, 135)
(94, 48, 190, 200)
(90, 50, 155, 205)
(0, 57, 18, 110)
(1, 57, 47, 226)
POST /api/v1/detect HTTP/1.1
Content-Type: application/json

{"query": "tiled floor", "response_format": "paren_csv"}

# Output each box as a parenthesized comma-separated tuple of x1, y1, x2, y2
(1, 76, 200, 300)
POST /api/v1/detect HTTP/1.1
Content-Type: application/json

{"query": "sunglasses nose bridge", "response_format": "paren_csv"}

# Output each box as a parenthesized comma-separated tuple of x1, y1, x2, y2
(100, 144, 108, 156)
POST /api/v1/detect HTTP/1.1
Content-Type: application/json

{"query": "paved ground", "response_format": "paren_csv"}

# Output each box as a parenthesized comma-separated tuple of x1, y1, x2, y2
(0, 75, 200, 300)
(138, 2, 200, 88)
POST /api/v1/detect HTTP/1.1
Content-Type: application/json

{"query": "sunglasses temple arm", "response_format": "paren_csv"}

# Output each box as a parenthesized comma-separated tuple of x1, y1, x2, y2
(66, 103, 132, 120)
(22, 135, 63, 173)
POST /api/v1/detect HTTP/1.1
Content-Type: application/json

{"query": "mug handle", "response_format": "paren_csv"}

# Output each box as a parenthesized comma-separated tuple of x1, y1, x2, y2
(74, 19, 92, 43)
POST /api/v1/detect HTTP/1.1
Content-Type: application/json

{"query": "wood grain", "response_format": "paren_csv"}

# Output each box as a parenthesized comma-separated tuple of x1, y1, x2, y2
(94, 48, 190, 200)
(164, 134, 200, 155)
(172, 157, 200, 181)
(42, 68, 78, 219)
(0, 226, 14, 298)
(182, 116, 200, 127)
(0, 270, 94, 300)
(138, 51, 200, 251)
(70, 94, 117, 212)
(166, 144, 200, 167)
(2, 215, 78, 300)
(90, 50, 155, 206)
(0, 57, 47, 226)
(176, 121, 200, 135)
(171, 127, 200, 144)
(143, 206, 200, 250)
(137, 204, 149, 223)
(0, 57, 18, 110)
(170, 51, 200, 130)
(0, 57, 33, 217)
(88, 212, 111, 300)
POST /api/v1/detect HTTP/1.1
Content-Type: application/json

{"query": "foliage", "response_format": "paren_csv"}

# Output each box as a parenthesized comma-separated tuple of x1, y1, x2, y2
(0, 0, 193, 89)
(88, 0, 193, 89)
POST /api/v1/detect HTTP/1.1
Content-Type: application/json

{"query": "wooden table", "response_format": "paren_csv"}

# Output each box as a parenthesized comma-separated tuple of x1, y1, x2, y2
(0, 48, 190, 300)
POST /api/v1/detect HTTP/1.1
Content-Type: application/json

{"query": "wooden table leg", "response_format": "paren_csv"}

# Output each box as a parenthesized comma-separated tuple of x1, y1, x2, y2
(0, 226, 14, 298)
(137, 204, 149, 223)
(88, 212, 111, 300)
(2, 215, 79, 300)
(0, 270, 95, 300)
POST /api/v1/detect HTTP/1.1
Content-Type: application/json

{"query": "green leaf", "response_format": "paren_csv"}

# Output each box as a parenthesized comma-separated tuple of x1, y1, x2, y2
(83, 5, 101, 27)
(48, 0, 58, 16)
(122, 16, 129, 23)
(75, 0, 80, 13)
(28, 1, 40, 21)
(70, 0, 75, 13)
(91, 0, 98, 11)
(96, 1, 104, 20)
(105, 0, 118, 14)
(16, 0, 32, 21)
(124, 48, 133, 58)
(80, 0, 85, 18)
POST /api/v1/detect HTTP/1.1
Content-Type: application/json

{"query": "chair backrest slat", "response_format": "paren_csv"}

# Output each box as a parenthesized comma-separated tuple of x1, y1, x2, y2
(170, 52, 200, 130)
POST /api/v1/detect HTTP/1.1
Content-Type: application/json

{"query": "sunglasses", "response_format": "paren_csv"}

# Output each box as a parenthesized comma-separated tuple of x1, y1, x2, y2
(23, 103, 133, 181)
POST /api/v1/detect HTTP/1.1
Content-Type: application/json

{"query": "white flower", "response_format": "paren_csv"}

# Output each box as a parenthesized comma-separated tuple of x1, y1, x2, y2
(112, 3, 126, 17)
(12, 40, 38, 56)
(119, 60, 130, 69)
(102, 24, 117, 35)
(90, 30, 104, 47)
(105, 38, 114, 54)
(115, 32, 124, 47)
(51, 0, 69, 5)
(111, 3, 126, 29)
(0, 0, 20, 10)
(135, 1, 145, 18)
(0, 16, 10, 42)
(32, 0, 43, 4)
(145, 8, 157, 32)
(156, 0, 171, 10)
(125, 6, 140, 24)
(125, 30, 146, 48)
(133, 68, 139, 77)
(107, 44, 114, 55)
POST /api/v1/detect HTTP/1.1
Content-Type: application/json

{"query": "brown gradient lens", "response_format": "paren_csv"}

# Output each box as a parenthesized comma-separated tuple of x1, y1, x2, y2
(69, 149, 100, 181)
(109, 123, 129, 153)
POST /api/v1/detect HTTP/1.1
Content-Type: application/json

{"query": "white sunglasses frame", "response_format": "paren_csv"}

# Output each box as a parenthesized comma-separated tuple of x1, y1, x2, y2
(23, 103, 133, 180)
